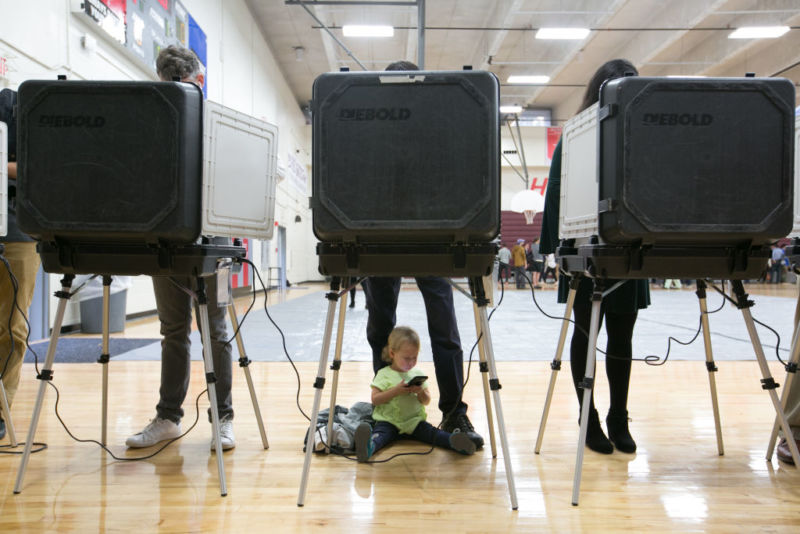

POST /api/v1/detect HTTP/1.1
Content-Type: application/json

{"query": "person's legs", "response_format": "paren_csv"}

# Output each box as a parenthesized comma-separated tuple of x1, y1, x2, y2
(127, 276, 193, 447)
(0, 242, 40, 408)
(771, 263, 782, 284)
(604, 310, 638, 453)
(153, 275, 195, 423)
(349, 286, 356, 308)
(408, 420, 451, 448)
(364, 277, 401, 374)
(415, 277, 465, 417)
(499, 262, 509, 283)
(570, 279, 612, 454)
(370, 421, 399, 453)
(409, 420, 474, 454)
(515, 266, 525, 289)
(416, 277, 483, 448)
(194, 274, 233, 424)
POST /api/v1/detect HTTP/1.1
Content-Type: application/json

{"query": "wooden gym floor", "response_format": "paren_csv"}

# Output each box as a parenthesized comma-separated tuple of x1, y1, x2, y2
(1, 283, 799, 532)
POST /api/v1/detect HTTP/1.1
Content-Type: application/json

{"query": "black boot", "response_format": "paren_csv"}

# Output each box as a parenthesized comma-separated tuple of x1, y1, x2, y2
(606, 411, 636, 453)
(584, 409, 613, 454)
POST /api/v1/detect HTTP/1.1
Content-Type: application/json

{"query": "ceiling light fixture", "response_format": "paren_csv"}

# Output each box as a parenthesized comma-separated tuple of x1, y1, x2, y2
(499, 105, 523, 114)
(507, 75, 550, 84)
(535, 27, 590, 40)
(342, 25, 394, 37)
(728, 26, 789, 39)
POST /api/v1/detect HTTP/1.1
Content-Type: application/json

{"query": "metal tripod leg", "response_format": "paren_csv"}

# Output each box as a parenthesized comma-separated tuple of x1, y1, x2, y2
(227, 304, 269, 449)
(766, 286, 800, 460)
(14, 275, 74, 494)
(471, 276, 518, 510)
(695, 280, 724, 456)
(298, 277, 341, 506)
(731, 280, 800, 467)
(471, 301, 497, 457)
(0, 379, 17, 446)
(195, 276, 228, 496)
(536, 275, 580, 454)
(572, 280, 603, 506)
(325, 278, 351, 454)
(99, 276, 112, 446)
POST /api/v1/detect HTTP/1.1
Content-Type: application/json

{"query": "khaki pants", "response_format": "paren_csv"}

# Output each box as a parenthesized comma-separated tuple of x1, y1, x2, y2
(0, 241, 41, 408)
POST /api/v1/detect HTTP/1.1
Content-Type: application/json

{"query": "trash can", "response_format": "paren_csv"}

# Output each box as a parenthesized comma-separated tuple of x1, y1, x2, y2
(79, 289, 128, 333)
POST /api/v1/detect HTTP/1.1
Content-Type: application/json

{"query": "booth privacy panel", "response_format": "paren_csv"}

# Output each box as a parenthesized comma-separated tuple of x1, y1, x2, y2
(559, 103, 599, 243)
(202, 100, 278, 240)
(311, 70, 500, 244)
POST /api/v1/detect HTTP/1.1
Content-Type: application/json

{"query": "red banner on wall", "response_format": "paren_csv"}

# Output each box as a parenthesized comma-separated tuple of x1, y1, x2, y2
(546, 126, 562, 164)
(231, 238, 250, 289)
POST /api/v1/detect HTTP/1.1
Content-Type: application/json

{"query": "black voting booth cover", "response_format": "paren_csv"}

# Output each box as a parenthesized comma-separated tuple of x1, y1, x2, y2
(311, 70, 500, 277)
(597, 76, 794, 246)
(564, 76, 795, 280)
(15, 80, 242, 276)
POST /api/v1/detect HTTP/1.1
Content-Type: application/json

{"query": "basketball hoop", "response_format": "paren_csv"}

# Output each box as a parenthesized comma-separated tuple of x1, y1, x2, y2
(523, 209, 535, 224)
(510, 189, 545, 225)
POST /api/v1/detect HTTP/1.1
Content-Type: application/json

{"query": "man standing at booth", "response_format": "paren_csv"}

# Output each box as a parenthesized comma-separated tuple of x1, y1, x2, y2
(125, 46, 235, 451)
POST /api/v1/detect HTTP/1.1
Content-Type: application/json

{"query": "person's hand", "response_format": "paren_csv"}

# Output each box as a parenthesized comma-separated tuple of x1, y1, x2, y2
(390, 381, 410, 397)
(405, 385, 423, 394)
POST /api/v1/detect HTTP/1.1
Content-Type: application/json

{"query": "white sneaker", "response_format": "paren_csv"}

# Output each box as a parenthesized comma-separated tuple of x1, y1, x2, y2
(211, 419, 235, 451)
(126, 417, 181, 448)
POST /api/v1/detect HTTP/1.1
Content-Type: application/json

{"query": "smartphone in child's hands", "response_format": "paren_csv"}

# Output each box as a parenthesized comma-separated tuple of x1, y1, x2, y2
(405, 375, 427, 387)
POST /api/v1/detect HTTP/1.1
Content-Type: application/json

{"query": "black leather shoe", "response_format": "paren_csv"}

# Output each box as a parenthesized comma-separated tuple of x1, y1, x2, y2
(606, 411, 637, 454)
(585, 409, 613, 454)
(442, 413, 484, 449)
(777, 438, 800, 464)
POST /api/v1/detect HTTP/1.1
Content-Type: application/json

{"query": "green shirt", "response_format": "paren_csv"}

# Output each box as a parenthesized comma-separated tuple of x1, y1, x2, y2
(370, 366, 429, 435)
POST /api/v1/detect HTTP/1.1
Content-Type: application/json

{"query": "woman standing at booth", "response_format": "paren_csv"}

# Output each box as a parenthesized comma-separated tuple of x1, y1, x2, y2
(539, 59, 650, 454)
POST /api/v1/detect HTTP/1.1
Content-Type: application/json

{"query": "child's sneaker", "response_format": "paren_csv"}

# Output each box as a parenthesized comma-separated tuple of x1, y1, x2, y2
(449, 429, 477, 455)
(354, 422, 374, 462)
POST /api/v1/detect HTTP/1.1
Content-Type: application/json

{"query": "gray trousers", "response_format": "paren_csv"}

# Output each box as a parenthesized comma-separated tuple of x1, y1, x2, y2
(152, 275, 233, 423)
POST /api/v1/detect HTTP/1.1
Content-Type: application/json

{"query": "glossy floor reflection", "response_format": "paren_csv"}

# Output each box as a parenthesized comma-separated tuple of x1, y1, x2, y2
(1, 358, 799, 532)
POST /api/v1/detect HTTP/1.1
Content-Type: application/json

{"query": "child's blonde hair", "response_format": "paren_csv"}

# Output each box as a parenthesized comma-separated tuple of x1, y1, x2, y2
(381, 326, 420, 363)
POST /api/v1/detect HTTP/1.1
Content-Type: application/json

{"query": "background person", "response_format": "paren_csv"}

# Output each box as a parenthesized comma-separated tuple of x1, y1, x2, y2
(539, 58, 651, 455)
(512, 238, 527, 289)
(528, 238, 544, 289)
(497, 242, 512, 288)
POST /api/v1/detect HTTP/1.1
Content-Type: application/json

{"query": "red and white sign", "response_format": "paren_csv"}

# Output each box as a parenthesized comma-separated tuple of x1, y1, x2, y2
(546, 126, 562, 164)
(0, 57, 8, 79)
(231, 238, 250, 289)
(529, 176, 548, 195)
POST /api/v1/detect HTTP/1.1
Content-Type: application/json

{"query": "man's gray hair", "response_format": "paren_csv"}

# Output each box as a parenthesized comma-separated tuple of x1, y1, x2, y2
(156, 45, 205, 82)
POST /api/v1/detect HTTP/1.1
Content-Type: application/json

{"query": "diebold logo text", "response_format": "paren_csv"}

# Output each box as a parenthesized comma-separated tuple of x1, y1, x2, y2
(38, 115, 106, 128)
(642, 113, 713, 126)
(338, 108, 411, 121)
